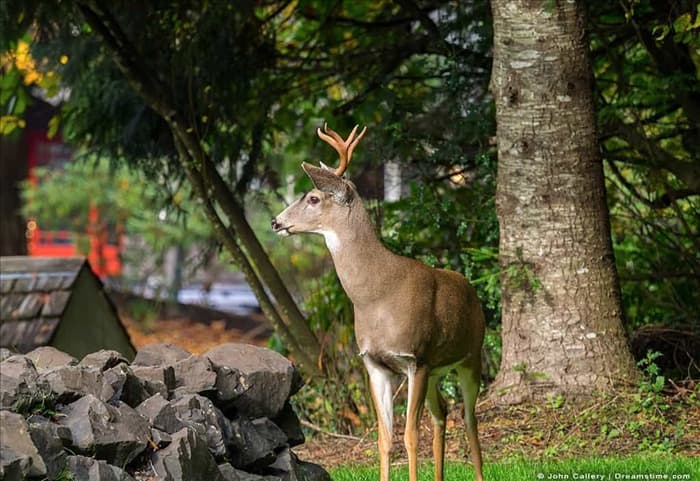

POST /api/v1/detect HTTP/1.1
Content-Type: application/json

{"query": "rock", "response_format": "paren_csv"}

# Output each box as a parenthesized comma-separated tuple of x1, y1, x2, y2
(25, 346, 78, 369)
(0, 354, 51, 412)
(0, 450, 24, 481)
(265, 449, 330, 481)
(205, 344, 297, 418)
(296, 461, 332, 481)
(227, 417, 287, 470)
(0, 347, 13, 362)
(172, 354, 218, 395)
(132, 343, 191, 366)
(136, 393, 187, 434)
(106, 364, 169, 407)
(271, 402, 305, 447)
(131, 364, 176, 396)
(211, 364, 245, 407)
(66, 455, 136, 481)
(151, 428, 172, 448)
(218, 464, 282, 481)
(151, 427, 225, 481)
(40, 364, 104, 403)
(58, 394, 150, 467)
(27, 415, 68, 479)
(218, 463, 243, 481)
(80, 350, 129, 371)
(0, 411, 47, 478)
(171, 393, 232, 459)
(266, 448, 299, 481)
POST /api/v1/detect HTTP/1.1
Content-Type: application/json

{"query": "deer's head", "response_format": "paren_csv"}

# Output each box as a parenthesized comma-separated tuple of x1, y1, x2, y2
(271, 124, 366, 237)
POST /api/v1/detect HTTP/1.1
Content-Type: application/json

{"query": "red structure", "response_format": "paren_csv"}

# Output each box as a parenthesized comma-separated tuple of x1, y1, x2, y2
(24, 124, 122, 277)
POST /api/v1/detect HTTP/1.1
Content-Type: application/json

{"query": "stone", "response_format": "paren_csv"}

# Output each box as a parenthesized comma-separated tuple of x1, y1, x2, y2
(271, 402, 305, 447)
(131, 364, 176, 396)
(80, 349, 129, 371)
(26, 346, 78, 369)
(58, 394, 150, 467)
(205, 344, 297, 418)
(171, 393, 232, 459)
(0, 449, 25, 481)
(0, 347, 13, 362)
(227, 417, 287, 470)
(0, 411, 47, 478)
(218, 464, 282, 481)
(27, 415, 68, 479)
(66, 455, 136, 481)
(106, 364, 169, 407)
(218, 463, 243, 481)
(172, 354, 218, 395)
(136, 393, 187, 434)
(40, 364, 104, 403)
(296, 461, 332, 481)
(151, 428, 173, 448)
(265, 449, 330, 481)
(151, 427, 225, 481)
(0, 354, 51, 412)
(211, 364, 245, 408)
(132, 343, 191, 366)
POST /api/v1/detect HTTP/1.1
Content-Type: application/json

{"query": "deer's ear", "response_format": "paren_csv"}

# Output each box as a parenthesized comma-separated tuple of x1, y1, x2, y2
(302, 162, 354, 205)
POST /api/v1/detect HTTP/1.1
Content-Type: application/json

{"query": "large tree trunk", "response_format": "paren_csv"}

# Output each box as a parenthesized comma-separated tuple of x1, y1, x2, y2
(490, 1, 638, 403)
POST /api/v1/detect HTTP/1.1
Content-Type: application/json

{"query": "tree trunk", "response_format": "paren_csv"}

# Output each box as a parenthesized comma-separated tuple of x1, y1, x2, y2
(0, 136, 28, 256)
(490, 0, 638, 403)
(76, 1, 322, 376)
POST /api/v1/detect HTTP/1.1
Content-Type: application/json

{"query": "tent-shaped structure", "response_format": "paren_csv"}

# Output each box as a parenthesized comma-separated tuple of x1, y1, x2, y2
(0, 256, 135, 359)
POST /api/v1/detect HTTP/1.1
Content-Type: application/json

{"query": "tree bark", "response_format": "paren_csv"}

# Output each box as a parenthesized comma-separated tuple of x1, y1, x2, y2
(490, 1, 638, 403)
(0, 136, 28, 256)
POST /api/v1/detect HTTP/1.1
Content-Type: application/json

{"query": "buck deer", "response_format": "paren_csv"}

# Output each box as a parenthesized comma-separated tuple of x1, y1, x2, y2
(271, 124, 485, 481)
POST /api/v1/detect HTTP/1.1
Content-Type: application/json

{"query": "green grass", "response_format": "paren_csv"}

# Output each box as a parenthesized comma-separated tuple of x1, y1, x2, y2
(330, 457, 700, 481)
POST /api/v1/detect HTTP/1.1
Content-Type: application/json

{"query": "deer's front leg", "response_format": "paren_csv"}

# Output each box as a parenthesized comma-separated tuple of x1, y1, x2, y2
(364, 357, 394, 481)
(405, 365, 429, 481)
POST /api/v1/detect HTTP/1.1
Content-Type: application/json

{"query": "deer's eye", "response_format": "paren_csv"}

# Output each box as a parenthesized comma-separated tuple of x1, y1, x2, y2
(308, 195, 320, 205)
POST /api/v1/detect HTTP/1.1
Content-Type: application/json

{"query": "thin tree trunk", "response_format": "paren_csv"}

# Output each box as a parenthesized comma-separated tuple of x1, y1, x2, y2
(490, 0, 638, 403)
(77, 0, 322, 375)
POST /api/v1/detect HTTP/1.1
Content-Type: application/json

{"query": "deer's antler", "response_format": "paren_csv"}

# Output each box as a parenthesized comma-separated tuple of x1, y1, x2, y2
(316, 123, 367, 176)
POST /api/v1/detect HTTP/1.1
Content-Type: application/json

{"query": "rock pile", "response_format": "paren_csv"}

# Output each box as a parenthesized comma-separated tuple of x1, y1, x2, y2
(0, 344, 329, 481)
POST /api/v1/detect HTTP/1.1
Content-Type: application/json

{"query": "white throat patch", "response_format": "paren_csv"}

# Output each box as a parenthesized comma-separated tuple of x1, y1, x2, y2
(314, 230, 341, 254)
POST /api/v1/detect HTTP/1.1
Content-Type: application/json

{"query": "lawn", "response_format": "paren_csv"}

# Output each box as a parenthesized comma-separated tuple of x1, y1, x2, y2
(330, 456, 700, 481)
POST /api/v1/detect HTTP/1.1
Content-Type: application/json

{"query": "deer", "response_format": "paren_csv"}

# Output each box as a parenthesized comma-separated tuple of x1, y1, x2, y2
(271, 124, 485, 481)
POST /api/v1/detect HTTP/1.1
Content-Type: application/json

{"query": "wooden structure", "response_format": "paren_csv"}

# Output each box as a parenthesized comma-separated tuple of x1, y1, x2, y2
(0, 256, 135, 359)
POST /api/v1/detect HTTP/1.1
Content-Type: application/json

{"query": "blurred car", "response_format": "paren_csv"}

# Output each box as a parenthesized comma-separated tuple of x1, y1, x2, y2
(177, 283, 261, 315)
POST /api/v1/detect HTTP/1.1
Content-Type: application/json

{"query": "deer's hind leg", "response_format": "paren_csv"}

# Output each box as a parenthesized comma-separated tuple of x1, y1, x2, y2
(457, 361, 484, 481)
(425, 374, 447, 481)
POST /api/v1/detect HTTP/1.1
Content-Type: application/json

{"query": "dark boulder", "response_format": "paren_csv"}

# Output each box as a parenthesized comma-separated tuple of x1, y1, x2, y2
(151, 427, 225, 481)
(205, 344, 297, 418)
(57, 394, 150, 467)
(0, 411, 47, 478)
(26, 346, 78, 369)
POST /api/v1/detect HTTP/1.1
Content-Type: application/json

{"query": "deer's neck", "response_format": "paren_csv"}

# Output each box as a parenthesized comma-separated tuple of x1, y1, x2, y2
(319, 201, 396, 303)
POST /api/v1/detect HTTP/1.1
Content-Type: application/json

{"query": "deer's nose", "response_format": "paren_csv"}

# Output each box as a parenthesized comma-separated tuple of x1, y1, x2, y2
(271, 218, 280, 231)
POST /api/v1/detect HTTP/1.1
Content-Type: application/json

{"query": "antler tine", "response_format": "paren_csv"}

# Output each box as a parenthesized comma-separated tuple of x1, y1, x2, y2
(316, 123, 367, 176)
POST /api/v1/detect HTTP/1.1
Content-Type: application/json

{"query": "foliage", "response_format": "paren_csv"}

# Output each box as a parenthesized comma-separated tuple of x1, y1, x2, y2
(12, 383, 56, 417)
(0, 37, 61, 136)
(590, 1, 700, 329)
(20, 155, 214, 287)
